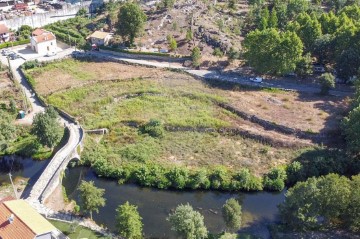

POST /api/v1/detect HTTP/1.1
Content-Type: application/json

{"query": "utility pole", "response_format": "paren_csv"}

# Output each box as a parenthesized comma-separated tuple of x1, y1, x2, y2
(8, 173, 18, 199)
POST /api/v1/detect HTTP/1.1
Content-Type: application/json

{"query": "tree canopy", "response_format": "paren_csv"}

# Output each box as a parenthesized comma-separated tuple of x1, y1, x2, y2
(222, 198, 242, 231)
(31, 106, 63, 148)
(117, 3, 147, 45)
(116, 202, 143, 239)
(78, 180, 106, 219)
(167, 204, 208, 239)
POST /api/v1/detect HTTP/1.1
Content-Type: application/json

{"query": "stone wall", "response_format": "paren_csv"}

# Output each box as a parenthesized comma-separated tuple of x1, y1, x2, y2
(1, 2, 91, 30)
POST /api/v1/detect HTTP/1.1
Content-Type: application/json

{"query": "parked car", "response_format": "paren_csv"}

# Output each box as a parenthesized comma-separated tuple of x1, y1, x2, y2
(9, 53, 19, 60)
(1, 49, 10, 56)
(250, 77, 263, 83)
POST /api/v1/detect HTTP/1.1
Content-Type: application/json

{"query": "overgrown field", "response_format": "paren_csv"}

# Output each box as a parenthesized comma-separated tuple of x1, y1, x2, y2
(24, 59, 350, 191)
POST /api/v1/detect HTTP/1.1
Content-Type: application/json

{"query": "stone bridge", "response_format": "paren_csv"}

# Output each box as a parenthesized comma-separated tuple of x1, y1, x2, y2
(26, 122, 84, 206)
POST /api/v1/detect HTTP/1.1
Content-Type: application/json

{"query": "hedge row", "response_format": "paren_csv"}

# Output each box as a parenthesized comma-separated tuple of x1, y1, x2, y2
(0, 39, 30, 49)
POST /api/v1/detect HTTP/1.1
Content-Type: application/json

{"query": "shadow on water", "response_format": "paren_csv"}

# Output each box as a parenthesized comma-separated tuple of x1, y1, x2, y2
(0, 155, 49, 198)
(63, 166, 286, 239)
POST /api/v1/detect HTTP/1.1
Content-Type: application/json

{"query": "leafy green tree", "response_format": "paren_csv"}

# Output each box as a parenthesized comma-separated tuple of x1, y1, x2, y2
(76, 8, 87, 17)
(346, 174, 360, 232)
(279, 174, 353, 230)
(343, 105, 360, 155)
(294, 13, 322, 51)
(0, 111, 16, 142)
(31, 106, 62, 149)
(186, 29, 193, 42)
(167, 35, 177, 52)
(162, 0, 175, 9)
(116, 202, 143, 239)
(263, 168, 287, 191)
(222, 198, 242, 231)
(319, 73, 335, 95)
(168, 204, 208, 239)
(244, 28, 303, 75)
(78, 181, 106, 219)
(117, 3, 147, 45)
(219, 232, 238, 239)
(269, 9, 278, 28)
(295, 53, 313, 77)
(191, 47, 202, 68)
(313, 34, 335, 64)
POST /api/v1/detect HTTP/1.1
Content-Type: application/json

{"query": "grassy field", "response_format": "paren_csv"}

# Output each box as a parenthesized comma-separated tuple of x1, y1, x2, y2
(25, 59, 349, 178)
(50, 220, 109, 239)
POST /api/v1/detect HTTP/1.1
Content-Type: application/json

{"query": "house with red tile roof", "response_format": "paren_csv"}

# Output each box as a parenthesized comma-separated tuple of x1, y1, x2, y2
(30, 29, 57, 56)
(0, 198, 67, 239)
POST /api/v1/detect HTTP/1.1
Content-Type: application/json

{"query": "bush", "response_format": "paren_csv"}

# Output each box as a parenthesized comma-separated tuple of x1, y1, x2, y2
(188, 169, 211, 189)
(209, 167, 231, 190)
(0, 39, 30, 49)
(22, 60, 41, 70)
(320, 73, 335, 95)
(213, 48, 224, 57)
(139, 119, 164, 138)
(263, 168, 287, 191)
(166, 167, 189, 189)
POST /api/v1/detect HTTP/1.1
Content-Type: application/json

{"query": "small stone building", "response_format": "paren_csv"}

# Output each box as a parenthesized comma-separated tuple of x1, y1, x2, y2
(30, 28, 57, 56)
(87, 31, 112, 46)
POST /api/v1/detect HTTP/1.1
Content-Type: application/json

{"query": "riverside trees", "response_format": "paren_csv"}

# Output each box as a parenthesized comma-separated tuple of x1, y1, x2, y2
(78, 181, 106, 220)
(31, 106, 63, 149)
(116, 202, 143, 239)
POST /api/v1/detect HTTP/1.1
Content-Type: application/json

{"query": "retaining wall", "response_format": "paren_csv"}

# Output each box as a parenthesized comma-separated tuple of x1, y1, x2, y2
(1, 2, 91, 30)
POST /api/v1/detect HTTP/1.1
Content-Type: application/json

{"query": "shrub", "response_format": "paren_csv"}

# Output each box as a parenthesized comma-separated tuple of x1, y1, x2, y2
(22, 60, 41, 70)
(263, 168, 287, 191)
(320, 73, 335, 95)
(231, 168, 263, 191)
(139, 119, 164, 138)
(213, 48, 224, 57)
(209, 167, 231, 190)
(166, 167, 189, 189)
(188, 169, 211, 189)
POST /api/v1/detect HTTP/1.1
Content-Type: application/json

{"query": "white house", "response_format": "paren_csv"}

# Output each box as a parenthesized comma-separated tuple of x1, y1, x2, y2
(30, 29, 57, 56)
(87, 31, 112, 46)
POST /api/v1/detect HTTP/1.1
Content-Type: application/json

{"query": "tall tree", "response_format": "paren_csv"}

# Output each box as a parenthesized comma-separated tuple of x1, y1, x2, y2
(117, 3, 147, 45)
(343, 105, 360, 155)
(222, 198, 242, 231)
(116, 202, 143, 239)
(78, 180, 106, 220)
(167, 204, 208, 239)
(191, 47, 202, 68)
(243, 28, 303, 75)
(31, 106, 62, 149)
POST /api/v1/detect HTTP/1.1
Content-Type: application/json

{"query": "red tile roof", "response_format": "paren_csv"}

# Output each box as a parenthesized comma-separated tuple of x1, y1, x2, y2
(0, 24, 9, 35)
(0, 202, 36, 239)
(33, 32, 56, 43)
(32, 28, 45, 36)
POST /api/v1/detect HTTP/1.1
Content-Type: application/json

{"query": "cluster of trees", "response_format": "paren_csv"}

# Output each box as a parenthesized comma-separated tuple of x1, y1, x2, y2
(0, 104, 17, 152)
(31, 106, 63, 149)
(244, 1, 360, 80)
(279, 173, 360, 232)
(78, 179, 243, 238)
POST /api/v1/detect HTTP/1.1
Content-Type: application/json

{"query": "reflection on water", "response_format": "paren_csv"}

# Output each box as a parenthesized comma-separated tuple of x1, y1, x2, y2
(0, 156, 49, 185)
(63, 167, 285, 239)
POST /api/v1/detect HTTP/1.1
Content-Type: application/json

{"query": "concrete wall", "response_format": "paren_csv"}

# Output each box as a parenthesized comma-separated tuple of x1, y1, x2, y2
(1, 2, 92, 31)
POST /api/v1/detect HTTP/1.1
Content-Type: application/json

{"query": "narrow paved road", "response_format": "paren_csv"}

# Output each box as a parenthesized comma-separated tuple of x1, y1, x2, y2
(89, 50, 352, 97)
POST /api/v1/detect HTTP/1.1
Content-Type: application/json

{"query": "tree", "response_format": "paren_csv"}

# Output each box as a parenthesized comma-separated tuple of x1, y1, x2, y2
(76, 8, 87, 17)
(78, 181, 106, 220)
(191, 47, 202, 68)
(295, 53, 313, 77)
(0, 111, 16, 142)
(343, 105, 360, 155)
(279, 174, 353, 230)
(294, 13, 322, 51)
(162, 0, 175, 9)
(219, 232, 238, 239)
(167, 35, 177, 52)
(228, 0, 236, 9)
(269, 9, 278, 28)
(319, 73, 335, 95)
(346, 174, 360, 232)
(167, 204, 208, 239)
(186, 29, 193, 42)
(31, 106, 62, 149)
(243, 28, 303, 75)
(117, 3, 147, 45)
(222, 198, 242, 231)
(116, 202, 143, 239)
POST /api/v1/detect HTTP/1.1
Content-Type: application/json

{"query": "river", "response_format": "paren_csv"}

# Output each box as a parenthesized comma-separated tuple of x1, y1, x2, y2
(63, 166, 286, 239)
(0, 156, 286, 238)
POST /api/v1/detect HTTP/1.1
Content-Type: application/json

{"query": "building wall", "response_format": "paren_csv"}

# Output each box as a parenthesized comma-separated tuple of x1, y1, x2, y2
(31, 39, 57, 55)
(0, 2, 92, 31)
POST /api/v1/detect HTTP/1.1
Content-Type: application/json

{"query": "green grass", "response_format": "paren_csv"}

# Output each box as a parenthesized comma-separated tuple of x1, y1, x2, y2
(50, 220, 110, 239)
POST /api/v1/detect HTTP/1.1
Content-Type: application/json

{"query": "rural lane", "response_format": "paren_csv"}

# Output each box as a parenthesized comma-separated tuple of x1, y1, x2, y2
(88, 50, 352, 97)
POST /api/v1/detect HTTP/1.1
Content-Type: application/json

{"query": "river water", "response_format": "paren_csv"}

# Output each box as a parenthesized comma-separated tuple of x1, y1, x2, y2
(63, 166, 286, 239)
(0, 156, 285, 238)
